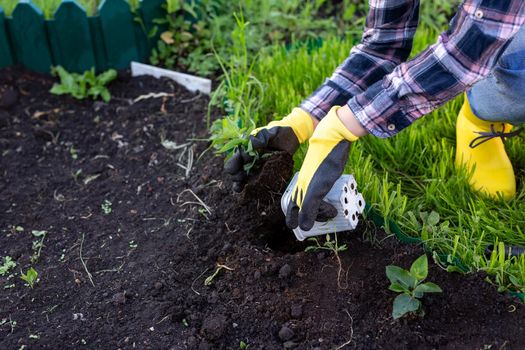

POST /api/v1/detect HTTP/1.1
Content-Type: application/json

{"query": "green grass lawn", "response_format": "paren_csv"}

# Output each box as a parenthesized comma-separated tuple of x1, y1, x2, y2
(218, 24, 525, 294)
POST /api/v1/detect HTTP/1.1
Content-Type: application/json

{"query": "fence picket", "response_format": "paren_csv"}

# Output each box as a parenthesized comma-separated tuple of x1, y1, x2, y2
(99, 0, 138, 69)
(88, 16, 108, 72)
(0, 0, 166, 73)
(48, 0, 96, 72)
(0, 8, 14, 68)
(9, 2, 53, 73)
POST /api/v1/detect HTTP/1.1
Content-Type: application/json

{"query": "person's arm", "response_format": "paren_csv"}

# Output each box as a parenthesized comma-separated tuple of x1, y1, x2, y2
(300, 0, 420, 120)
(346, 0, 525, 138)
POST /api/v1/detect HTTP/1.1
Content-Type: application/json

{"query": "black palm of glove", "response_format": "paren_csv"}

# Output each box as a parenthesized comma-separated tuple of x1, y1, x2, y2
(286, 106, 360, 231)
(224, 108, 314, 192)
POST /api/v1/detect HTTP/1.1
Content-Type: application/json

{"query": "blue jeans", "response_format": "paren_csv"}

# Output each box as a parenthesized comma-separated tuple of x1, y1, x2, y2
(467, 25, 525, 125)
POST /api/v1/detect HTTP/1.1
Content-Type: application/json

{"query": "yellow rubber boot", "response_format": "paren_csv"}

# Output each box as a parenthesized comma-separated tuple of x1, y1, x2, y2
(455, 96, 516, 200)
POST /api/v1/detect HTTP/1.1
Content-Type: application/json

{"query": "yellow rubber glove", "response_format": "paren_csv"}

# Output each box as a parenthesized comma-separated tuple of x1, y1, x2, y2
(286, 106, 359, 231)
(225, 108, 314, 192)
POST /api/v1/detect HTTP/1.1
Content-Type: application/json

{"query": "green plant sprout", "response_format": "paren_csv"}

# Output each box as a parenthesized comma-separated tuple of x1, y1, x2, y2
(204, 264, 234, 286)
(386, 254, 442, 319)
(69, 147, 78, 160)
(50, 66, 117, 102)
(0, 256, 16, 276)
(101, 200, 112, 215)
(305, 233, 348, 289)
(31, 230, 47, 263)
(20, 267, 38, 289)
(239, 340, 249, 349)
(305, 233, 348, 254)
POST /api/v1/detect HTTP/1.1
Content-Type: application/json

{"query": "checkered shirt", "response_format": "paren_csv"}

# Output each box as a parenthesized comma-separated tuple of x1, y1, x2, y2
(300, 0, 525, 137)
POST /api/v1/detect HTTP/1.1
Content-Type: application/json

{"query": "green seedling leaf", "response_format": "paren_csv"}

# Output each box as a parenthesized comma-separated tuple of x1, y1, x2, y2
(97, 69, 117, 85)
(388, 283, 407, 293)
(414, 282, 443, 294)
(386, 265, 417, 289)
(31, 230, 46, 238)
(410, 254, 428, 281)
(21, 267, 38, 289)
(0, 256, 17, 276)
(427, 211, 440, 226)
(50, 66, 115, 102)
(392, 294, 420, 319)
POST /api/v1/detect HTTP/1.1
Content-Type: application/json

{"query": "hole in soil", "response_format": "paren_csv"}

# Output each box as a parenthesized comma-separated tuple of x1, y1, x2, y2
(253, 213, 307, 253)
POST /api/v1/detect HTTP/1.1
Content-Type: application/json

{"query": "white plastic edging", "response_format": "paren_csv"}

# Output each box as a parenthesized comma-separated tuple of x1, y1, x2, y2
(130, 62, 212, 95)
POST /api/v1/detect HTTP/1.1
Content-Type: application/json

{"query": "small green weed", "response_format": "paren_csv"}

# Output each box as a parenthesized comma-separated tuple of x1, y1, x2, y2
(21, 267, 38, 289)
(50, 66, 117, 102)
(30, 230, 47, 263)
(208, 13, 263, 164)
(0, 256, 16, 276)
(239, 340, 249, 350)
(101, 200, 112, 214)
(204, 264, 233, 286)
(305, 233, 348, 289)
(305, 233, 348, 254)
(386, 254, 442, 319)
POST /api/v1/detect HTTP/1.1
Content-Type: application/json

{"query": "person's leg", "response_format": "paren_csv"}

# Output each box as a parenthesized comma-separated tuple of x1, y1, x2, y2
(468, 24, 525, 125)
(455, 25, 525, 200)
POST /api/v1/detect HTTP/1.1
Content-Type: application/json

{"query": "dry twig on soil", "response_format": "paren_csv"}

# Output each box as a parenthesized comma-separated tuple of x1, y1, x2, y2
(79, 233, 95, 287)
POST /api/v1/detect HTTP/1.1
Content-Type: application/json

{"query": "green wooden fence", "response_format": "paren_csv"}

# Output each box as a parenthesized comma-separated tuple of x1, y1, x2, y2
(0, 0, 165, 73)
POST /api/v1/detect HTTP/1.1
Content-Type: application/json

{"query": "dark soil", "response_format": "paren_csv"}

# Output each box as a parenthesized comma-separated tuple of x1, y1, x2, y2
(1, 66, 525, 350)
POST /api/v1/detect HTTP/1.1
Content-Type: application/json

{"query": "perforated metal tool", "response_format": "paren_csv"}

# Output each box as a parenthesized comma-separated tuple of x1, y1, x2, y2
(281, 173, 365, 241)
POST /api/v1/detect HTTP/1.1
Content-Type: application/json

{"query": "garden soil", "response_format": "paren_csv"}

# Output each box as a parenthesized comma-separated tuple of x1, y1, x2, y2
(1, 67, 525, 350)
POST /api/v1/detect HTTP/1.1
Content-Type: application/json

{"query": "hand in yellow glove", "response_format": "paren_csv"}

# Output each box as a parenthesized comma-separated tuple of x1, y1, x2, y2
(224, 108, 314, 192)
(286, 106, 359, 231)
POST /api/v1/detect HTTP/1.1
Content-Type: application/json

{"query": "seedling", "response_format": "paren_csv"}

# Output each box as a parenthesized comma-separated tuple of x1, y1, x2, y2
(31, 230, 47, 263)
(21, 267, 39, 289)
(386, 254, 442, 319)
(0, 256, 16, 276)
(305, 234, 348, 289)
(50, 66, 117, 102)
(204, 264, 234, 286)
(239, 340, 249, 349)
(69, 147, 78, 160)
(305, 234, 348, 254)
(101, 200, 112, 214)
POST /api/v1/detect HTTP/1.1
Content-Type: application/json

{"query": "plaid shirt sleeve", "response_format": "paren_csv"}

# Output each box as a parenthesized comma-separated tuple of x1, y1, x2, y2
(300, 0, 420, 120)
(348, 0, 525, 138)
